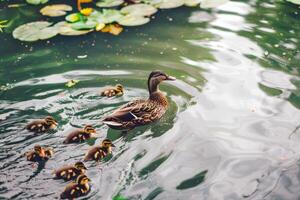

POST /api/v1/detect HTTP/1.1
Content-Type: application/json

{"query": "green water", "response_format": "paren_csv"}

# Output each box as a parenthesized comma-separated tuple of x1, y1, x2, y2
(1, 0, 300, 199)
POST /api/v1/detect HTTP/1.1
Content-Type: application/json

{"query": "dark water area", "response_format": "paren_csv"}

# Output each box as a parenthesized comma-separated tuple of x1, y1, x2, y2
(1, 0, 300, 199)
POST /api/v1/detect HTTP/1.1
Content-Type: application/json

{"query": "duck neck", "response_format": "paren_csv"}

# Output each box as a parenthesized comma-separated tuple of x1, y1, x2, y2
(148, 78, 160, 95)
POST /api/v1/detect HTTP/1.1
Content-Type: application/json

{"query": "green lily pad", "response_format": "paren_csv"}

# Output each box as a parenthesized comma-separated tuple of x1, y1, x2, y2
(117, 15, 150, 26)
(55, 22, 93, 36)
(120, 4, 157, 16)
(65, 13, 82, 23)
(287, 0, 300, 4)
(40, 4, 72, 17)
(71, 20, 97, 30)
(13, 21, 58, 42)
(200, 0, 229, 8)
(26, 0, 48, 5)
(96, 0, 124, 7)
(88, 9, 123, 24)
(184, 0, 201, 6)
(146, 0, 184, 9)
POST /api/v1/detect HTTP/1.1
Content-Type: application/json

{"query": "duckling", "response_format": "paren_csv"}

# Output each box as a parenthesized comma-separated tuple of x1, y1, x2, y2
(102, 71, 176, 131)
(53, 161, 87, 181)
(63, 125, 96, 144)
(84, 139, 115, 162)
(60, 174, 91, 199)
(101, 84, 124, 97)
(24, 145, 53, 162)
(26, 116, 58, 133)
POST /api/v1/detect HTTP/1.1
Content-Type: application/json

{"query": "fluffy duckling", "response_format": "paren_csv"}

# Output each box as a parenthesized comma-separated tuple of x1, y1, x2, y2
(63, 125, 96, 144)
(84, 139, 115, 162)
(24, 145, 53, 162)
(26, 116, 58, 133)
(102, 71, 175, 132)
(53, 161, 87, 181)
(101, 84, 124, 97)
(60, 174, 91, 199)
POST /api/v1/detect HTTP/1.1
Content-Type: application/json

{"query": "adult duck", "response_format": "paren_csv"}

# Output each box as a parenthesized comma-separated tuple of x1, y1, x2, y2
(102, 70, 175, 132)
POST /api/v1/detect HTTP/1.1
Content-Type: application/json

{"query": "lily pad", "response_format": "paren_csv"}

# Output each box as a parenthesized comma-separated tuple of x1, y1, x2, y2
(96, 0, 124, 7)
(146, 0, 184, 9)
(13, 21, 58, 42)
(55, 22, 93, 36)
(65, 13, 82, 23)
(40, 4, 72, 17)
(200, 0, 229, 8)
(287, 0, 300, 4)
(120, 4, 157, 16)
(88, 9, 123, 24)
(26, 0, 48, 5)
(71, 20, 97, 30)
(184, 0, 202, 6)
(117, 15, 150, 26)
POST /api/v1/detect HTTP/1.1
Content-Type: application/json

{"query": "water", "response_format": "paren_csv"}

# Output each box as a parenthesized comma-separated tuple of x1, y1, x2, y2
(1, 0, 300, 199)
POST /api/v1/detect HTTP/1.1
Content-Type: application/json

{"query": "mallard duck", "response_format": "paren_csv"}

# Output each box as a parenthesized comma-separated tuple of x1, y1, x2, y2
(53, 161, 87, 181)
(101, 84, 124, 97)
(24, 145, 53, 162)
(102, 70, 176, 131)
(84, 139, 115, 162)
(60, 174, 91, 199)
(26, 116, 58, 133)
(63, 125, 96, 144)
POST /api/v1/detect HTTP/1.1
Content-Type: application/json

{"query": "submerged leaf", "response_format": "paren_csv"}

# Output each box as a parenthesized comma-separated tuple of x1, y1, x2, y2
(40, 4, 72, 17)
(120, 4, 157, 16)
(13, 21, 58, 42)
(176, 170, 208, 190)
(96, 0, 124, 7)
(117, 15, 150, 26)
(65, 79, 79, 87)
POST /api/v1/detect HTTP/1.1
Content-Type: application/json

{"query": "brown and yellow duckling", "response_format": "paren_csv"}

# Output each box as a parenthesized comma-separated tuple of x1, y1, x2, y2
(84, 139, 115, 162)
(26, 116, 58, 133)
(63, 125, 96, 144)
(53, 161, 87, 181)
(60, 174, 91, 199)
(102, 70, 176, 131)
(101, 84, 124, 97)
(24, 145, 53, 162)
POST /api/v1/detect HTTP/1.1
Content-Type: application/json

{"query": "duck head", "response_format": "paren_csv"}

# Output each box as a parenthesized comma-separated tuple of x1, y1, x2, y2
(45, 116, 58, 128)
(34, 145, 45, 157)
(147, 70, 176, 94)
(74, 161, 87, 172)
(76, 174, 91, 185)
(115, 84, 124, 92)
(101, 139, 115, 153)
(83, 125, 96, 135)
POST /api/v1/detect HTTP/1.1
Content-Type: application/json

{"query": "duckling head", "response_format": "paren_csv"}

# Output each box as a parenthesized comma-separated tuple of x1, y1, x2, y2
(45, 116, 58, 128)
(101, 139, 115, 153)
(77, 174, 91, 185)
(148, 70, 176, 94)
(74, 161, 87, 172)
(115, 84, 124, 92)
(83, 125, 96, 135)
(34, 145, 45, 157)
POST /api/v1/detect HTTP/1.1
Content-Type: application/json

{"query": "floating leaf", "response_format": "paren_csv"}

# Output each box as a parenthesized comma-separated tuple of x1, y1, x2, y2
(96, 23, 105, 31)
(121, 4, 157, 16)
(184, 0, 201, 6)
(55, 21, 93, 36)
(176, 170, 208, 190)
(26, 0, 48, 5)
(88, 9, 123, 24)
(65, 79, 79, 87)
(286, 0, 300, 4)
(65, 13, 82, 23)
(80, 8, 94, 16)
(200, 0, 229, 8)
(96, 0, 124, 7)
(0, 20, 8, 33)
(71, 20, 97, 30)
(117, 15, 150, 26)
(13, 21, 58, 42)
(146, 0, 184, 9)
(40, 4, 72, 17)
(101, 24, 123, 35)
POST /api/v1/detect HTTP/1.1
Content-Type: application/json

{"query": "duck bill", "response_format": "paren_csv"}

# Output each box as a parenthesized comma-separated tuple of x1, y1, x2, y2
(40, 149, 46, 157)
(166, 76, 176, 81)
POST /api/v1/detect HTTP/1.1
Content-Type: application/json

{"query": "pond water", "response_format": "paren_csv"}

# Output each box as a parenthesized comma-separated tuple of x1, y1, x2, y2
(1, 0, 300, 199)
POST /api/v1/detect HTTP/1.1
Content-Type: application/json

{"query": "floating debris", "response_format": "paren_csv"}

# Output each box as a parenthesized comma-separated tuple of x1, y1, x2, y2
(65, 80, 79, 87)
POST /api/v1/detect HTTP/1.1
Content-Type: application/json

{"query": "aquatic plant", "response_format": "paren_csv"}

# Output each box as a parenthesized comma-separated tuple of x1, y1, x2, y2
(12, 0, 230, 42)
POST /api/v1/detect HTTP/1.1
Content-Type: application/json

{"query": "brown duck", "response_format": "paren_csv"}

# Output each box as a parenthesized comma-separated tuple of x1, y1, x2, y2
(63, 125, 96, 144)
(26, 116, 58, 133)
(60, 174, 91, 199)
(25, 145, 53, 162)
(102, 70, 175, 131)
(84, 139, 115, 162)
(101, 84, 124, 97)
(53, 161, 87, 181)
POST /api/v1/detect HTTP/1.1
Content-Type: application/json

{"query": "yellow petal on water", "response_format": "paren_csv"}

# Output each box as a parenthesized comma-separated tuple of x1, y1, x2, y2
(65, 79, 79, 87)
(80, 8, 93, 16)
(101, 24, 123, 35)
(96, 23, 105, 31)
